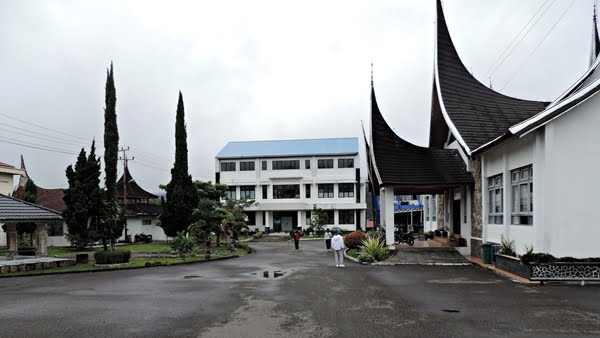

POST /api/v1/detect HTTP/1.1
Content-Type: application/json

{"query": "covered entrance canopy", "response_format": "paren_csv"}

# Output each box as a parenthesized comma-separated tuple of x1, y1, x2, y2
(365, 85, 473, 245)
(0, 193, 63, 257)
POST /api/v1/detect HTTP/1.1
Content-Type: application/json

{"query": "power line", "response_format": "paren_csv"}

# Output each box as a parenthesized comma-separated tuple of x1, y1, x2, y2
(501, 0, 578, 91)
(0, 112, 90, 141)
(0, 125, 87, 147)
(487, 0, 551, 75)
(489, 0, 558, 78)
(0, 136, 79, 155)
(0, 122, 90, 146)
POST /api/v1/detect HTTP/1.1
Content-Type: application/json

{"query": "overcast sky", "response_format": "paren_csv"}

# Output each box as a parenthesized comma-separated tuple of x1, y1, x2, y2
(0, 0, 593, 194)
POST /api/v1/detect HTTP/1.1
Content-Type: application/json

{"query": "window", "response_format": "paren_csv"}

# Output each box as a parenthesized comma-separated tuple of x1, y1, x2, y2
(325, 210, 334, 224)
(262, 185, 268, 199)
(142, 219, 152, 225)
(487, 174, 503, 224)
(338, 158, 354, 168)
(305, 159, 311, 169)
(262, 161, 267, 170)
(511, 165, 533, 225)
(306, 211, 311, 223)
(240, 161, 255, 171)
(305, 184, 311, 198)
(432, 195, 437, 221)
(339, 210, 354, 224)
(48, 223, 64, 236)
(272, 160, 300, 170)
(318, 159, 334, 169)
(338, 183, 354, 198)
(273, 185, 300, 199)
(221, 162, 236, 172)
(318, 184, 334, 198)
(226, 186, 236, 199)
(240, 185, 255, 199)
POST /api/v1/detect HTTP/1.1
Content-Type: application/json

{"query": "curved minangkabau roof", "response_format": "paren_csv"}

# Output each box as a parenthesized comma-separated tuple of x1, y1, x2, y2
(370, 86, 473, 194)
(117, 167, 158, 200)
(431, 0, 549, 154)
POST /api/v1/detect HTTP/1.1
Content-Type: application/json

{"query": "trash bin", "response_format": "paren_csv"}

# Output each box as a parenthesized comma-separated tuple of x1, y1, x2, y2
(481, 243, 492, 264)
(491, 244, 501, 264)
(264, 227, 270, 235)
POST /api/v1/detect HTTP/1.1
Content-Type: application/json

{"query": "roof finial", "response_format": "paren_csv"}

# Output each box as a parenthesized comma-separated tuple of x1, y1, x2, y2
(370, 63, 374, 86)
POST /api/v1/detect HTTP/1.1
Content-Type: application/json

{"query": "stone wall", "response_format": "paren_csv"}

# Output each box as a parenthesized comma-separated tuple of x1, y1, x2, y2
(470, 238, 482, 258)
(436, 193, 444, 227)
(470, 156, 483, 257)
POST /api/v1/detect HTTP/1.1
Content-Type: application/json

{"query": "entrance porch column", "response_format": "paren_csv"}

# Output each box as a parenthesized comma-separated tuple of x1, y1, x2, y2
(34, 223, 48, 257)
(297, 210, 302, 229)
(6, 223, 18, 258)
(381, 186, 395, 246)
(264, 211, 271, 231)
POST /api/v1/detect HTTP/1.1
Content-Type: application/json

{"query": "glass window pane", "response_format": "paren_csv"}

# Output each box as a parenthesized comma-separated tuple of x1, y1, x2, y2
(530, 183, 533, 212)
(495, 177, 501, 186)
(520, 184, 529, 212)
(495, 189, 501, 213)
(512, 186, 519, 212)
(512, 172, 519, 182)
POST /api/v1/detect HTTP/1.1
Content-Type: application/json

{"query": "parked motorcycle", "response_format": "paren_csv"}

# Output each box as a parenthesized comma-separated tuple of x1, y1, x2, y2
(134, 233, 153, 243)
(394, 230, 415, 246)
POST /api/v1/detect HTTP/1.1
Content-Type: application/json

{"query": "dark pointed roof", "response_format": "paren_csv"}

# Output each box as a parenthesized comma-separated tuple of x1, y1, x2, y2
(432, 0, 548, 154)
(0, 193, 63, 222)
(123, 203, 161, 217)
(117, 167, 158, 200)
(370, 86, 473, 194)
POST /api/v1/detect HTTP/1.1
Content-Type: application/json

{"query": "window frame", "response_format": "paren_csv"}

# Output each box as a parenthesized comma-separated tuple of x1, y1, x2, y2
(262, 161, 267, 170)
(338, 183, 354, 198)
(318, 184, 334, 198)
(272, 160, 300, 170)
(240, 185, 256, 200)
(487, 174, 504, 224)
(262, 185, 268, 199)
(273, 184, 300, 199)
(305, 159, 311, 169)
(305, 184, 311, 198)
(226, 186, 236, 200)
(511, 165, 533, 225)
(221, 162, 236, 172)
(317, 159, 334, 169)
(338, 158, 354, 168)
(240, 161, 255, 171)
(339, 210, 354, 224)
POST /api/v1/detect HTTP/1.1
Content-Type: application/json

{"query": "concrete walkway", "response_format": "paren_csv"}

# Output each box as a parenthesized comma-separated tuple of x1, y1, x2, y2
(0, 256, 71, 266)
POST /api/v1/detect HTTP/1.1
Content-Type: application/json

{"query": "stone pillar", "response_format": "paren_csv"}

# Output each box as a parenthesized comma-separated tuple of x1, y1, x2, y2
(470, 156, 483, 257)
(382, 187, 395, 247)
(6, 223, 18, 258)
(35, 223, 48, 257)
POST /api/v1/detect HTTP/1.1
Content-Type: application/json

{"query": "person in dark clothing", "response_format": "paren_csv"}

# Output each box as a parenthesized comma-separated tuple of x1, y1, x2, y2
(293, 229, 301, 250)
(324, 228, 332, 251)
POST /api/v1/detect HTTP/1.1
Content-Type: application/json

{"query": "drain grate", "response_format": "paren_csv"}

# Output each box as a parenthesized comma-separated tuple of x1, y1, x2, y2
(184, 275, 201, 279)
(442, 309, 460, 313)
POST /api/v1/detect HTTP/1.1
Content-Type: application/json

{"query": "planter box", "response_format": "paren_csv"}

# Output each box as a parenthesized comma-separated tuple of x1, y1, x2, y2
(530, 262, 600, 281)
(495, 253, 531, 279)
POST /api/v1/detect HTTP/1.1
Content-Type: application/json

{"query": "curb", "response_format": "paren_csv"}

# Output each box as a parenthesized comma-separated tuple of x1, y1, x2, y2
(372, 262, 471, 266)
(344, 248, 362, 264)
(0, 254, 243, 279)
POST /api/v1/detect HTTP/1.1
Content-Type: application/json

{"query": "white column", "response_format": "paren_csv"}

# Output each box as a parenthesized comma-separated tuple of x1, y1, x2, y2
(297, 210, 302, 230)
(383, 187, 395, 246)
(35, 223, 48, 257)
(265, 211, 271, 231)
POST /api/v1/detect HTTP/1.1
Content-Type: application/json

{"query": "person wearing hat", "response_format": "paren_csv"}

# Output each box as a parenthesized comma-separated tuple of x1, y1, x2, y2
(331, 229, 345, 267)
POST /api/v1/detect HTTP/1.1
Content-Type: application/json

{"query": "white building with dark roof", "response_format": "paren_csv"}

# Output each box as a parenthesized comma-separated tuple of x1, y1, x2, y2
(215, 137, 367, 232)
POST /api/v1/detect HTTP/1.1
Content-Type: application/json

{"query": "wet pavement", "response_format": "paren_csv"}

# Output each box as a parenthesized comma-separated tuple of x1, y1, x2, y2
(376, 247, 471, 265)
(1, 240, 600, 337)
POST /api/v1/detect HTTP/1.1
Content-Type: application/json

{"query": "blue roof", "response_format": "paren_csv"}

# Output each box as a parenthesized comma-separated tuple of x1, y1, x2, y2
(216, 137, 359, 159)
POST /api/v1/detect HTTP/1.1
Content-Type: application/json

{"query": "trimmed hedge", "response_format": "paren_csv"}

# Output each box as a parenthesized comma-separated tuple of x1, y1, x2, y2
(344, 231, 366, 249)
(521, 253, 600, 265)
(94, 250, 131, 264)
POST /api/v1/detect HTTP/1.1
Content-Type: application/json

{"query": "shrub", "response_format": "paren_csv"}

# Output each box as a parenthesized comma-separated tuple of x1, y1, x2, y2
(359, 235, 388, 261)
(498, 235, 516, 257)
(524, 243, 534, 255)
(170, 232, 196, 261)
(236, 242, 252, 254)
(344, 231, 366, 249)
(357, 253, 375, 263)
(94, 250, 131, 264)
(520, 253, 556, 265)
(252, 232, 263, 239)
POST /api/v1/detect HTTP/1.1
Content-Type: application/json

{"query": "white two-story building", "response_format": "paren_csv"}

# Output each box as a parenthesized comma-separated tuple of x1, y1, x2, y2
(215, 138, 367, 232)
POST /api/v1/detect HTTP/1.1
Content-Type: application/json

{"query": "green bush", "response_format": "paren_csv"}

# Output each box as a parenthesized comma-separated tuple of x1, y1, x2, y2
(94, 250, 131, 264)
(357, 252, 375, 263)
(236, 242, 252, 254)
(499, 235, 516, 257)
(252, 232, 263, 239)
(170, 232, 196, 261)
(359, 235, 388, 261)
(344, 231, 366, 249)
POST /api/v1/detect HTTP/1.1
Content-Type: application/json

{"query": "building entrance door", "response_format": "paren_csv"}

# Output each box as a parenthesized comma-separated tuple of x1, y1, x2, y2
(453, 200, 461, 235)
(281, 216, 293, 232)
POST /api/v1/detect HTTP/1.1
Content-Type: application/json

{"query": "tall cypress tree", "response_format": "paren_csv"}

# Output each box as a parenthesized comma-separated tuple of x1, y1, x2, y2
(160, 92, 199, 237)
(103, 62, 120, 246)
(104, 62, 118, 200)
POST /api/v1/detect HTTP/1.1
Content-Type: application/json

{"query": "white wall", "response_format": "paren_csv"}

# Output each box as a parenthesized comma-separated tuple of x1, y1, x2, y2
(120, 217, 168, 241)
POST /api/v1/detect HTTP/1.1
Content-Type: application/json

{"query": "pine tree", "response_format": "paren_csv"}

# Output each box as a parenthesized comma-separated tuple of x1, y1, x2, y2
(22, 178, 38, 203)
(103, 62, 119, 246)
(160, 92, 199, 237)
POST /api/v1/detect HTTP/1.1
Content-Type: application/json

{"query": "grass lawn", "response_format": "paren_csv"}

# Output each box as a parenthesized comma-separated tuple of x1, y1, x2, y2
(6, 247, 250, 277)
(346, 248, 359, 259)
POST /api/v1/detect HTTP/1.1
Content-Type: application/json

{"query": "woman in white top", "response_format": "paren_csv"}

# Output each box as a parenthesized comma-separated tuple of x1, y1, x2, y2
(324, 229, 332, 251)
(331, 229, 345, 267)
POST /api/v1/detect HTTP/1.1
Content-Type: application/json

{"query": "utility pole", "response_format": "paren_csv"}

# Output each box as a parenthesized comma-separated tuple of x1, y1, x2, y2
(118, 147, 134, 242)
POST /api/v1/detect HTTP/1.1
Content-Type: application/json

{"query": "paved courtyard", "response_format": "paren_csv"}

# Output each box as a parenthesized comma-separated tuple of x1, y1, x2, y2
(1, 240, 600, 337)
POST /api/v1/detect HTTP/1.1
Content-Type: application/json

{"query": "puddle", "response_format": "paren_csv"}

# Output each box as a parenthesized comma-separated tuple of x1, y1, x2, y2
(442, 309, 460, 313)
(184, 275, 201, 279)
(261, 270, 286, 279)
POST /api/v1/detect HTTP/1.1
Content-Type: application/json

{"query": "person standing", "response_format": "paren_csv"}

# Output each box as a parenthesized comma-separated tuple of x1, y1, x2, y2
(324, 229, 332, 251)
(293, 229, 301, 250)
(331, 229, 345, 267)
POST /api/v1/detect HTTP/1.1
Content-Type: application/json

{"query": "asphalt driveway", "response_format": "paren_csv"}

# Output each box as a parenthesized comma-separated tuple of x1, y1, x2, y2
(1, 240, 600, 337)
